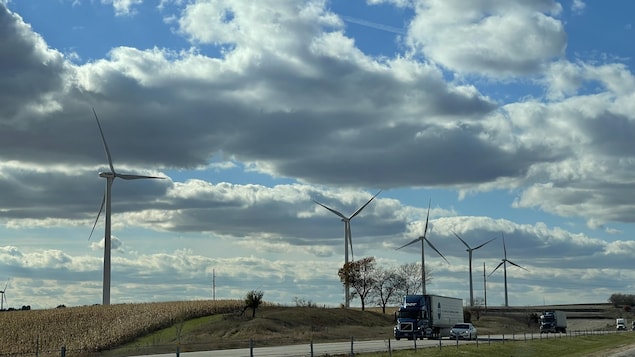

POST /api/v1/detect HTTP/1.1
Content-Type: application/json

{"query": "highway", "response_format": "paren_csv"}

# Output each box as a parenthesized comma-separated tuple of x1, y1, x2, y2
(142, 336, 502, 357)
(135, 331, 632, 357)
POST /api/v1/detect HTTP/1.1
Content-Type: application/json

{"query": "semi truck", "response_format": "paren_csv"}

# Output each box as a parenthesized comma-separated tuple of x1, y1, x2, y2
(393, 294, 463, 340)
(539, 310, 567, 333)
(616, 318, 626, 330)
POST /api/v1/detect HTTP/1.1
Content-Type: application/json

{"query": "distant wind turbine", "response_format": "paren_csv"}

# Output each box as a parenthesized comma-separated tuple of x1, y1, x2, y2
(489, 233, 528, 307)
(396, 200, 449, 295)
(313, 190, 381, 307)
(0, 279, 9, 310)
(90, 108, 164, 305)
(483, 262, 488, 311)
(453, 232, 496, 306)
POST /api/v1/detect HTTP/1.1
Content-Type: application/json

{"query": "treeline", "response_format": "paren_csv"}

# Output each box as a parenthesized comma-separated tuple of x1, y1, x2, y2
(337, 257, 431, 313)
(609, 293, 635, 307)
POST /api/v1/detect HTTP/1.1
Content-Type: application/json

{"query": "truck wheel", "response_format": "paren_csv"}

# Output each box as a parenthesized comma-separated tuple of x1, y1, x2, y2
(395, 337, 400, 341)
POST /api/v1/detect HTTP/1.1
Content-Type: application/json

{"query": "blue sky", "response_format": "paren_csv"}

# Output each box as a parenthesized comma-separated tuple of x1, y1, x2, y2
(1, 0, 635, 310)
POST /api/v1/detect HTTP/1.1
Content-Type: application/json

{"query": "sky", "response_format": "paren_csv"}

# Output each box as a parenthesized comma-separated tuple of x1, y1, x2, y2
(1, 0, 634, 310)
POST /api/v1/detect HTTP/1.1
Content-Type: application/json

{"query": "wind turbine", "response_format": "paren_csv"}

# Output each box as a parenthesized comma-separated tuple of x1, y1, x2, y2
(90, 108, 164, 305)
(396, 200, 449, 295)
(313, 190, 381, 307)
(489, 233, 528, 307)
(453, 232, 496, 306)
(0, 279, 9, 310)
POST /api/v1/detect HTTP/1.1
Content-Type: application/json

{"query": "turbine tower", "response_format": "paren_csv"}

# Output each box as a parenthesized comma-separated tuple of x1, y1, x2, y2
(396, 200, 448, 295)
(453, 232, 496, 306)
(0, 279, 9, 310)
(313, 190, 381, 307)
(90, 108, 164, 305)
(489, 233, 527, 307)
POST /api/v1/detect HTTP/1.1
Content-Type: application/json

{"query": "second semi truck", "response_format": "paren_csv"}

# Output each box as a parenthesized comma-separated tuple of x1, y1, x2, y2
(540, 310, 567, 333)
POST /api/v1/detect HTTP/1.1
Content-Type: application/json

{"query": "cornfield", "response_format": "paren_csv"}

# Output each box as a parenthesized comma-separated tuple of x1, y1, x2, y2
(0, 299, 244, 356)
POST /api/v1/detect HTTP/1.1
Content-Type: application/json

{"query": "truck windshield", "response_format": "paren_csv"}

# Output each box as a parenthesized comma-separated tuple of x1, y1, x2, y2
(542, 316, 554, 322)
(397, 311, 420, 319)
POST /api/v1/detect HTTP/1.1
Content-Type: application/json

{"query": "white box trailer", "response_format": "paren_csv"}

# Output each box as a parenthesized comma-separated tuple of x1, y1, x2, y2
(429, 295, 464, 337)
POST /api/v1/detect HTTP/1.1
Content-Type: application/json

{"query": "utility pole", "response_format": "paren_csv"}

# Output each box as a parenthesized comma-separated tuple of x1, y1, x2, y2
(212, 269, 216, 301)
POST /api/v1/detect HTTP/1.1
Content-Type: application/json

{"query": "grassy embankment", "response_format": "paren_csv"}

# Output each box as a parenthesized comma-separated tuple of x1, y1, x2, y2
(0, 300, 632, 356)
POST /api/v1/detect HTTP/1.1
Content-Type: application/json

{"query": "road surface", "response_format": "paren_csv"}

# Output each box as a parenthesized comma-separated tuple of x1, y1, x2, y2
(141, 336, 500, 357)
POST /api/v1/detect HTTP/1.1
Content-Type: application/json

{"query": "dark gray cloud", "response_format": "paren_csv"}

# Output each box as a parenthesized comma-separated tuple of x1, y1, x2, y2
(0, 6, 66, 119)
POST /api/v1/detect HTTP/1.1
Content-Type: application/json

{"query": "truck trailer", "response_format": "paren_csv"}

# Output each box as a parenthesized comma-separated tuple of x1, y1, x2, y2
(539, 310, 567, 333)
(394, 294, 463, 340)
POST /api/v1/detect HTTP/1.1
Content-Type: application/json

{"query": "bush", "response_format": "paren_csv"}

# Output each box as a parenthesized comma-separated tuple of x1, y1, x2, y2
(245, 290, 264, 318)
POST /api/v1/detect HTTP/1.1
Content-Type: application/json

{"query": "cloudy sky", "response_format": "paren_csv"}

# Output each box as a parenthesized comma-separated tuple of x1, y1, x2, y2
(1, 0, 634, 310)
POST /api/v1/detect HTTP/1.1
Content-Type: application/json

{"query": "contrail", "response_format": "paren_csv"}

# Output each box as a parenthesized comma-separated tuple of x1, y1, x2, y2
(340, 15, 406, 35)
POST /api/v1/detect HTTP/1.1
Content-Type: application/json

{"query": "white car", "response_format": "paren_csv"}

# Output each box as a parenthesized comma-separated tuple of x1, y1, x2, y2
(449, 322, 477, 340)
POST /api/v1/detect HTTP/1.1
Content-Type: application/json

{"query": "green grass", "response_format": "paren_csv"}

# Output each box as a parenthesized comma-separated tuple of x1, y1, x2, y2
(361, 334, 635, 357)
(129, 314, 225, 346)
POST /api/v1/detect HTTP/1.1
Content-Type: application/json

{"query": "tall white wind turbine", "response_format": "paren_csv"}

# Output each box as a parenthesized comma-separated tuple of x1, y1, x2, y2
(90, 108, 164, 305)
(489, 233, 527, 307)
(396, 200, 448, 295)
(0, 279, 9, 310)
(313, 190, 381, 307)
(454, 232, 496, 306)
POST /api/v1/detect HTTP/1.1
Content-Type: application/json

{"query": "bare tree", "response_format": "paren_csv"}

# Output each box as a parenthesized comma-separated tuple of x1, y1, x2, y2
(338, 257, 377, 311)
(373, 266, 405, 314)
(397, 262, 433, 296)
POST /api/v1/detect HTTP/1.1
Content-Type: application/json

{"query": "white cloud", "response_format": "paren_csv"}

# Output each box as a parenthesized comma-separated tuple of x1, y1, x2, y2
(101, 0, 143, 16)
(406, 0, 566, 77)
(571, 0, 586, 15)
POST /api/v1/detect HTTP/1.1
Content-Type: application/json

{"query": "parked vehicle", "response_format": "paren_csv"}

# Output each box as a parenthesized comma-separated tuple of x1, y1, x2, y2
(539, 310, 567, 333)
(393, 294, 463, 340)
(616, 318, 626, 330)
(449, 322, 477, 340)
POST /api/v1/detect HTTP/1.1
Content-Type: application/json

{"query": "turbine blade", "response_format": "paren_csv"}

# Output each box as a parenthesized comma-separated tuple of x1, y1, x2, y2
(473, 237, 497, 251)
(453, 232, 470, 249)
(425, 238, 449, 264)
(502, 233, 507, 258)
(92, 108, 115, 174)
(313, 200, 348, 220)
(396, 237, 421, 250)
(347, 222, 354, 262)
(489, 261, 505, 276)
(117, 173, 165, 180)
(89, 192, 106, 241)
(349, 190, 381, 220)
(507, 259, 528, 271)
(422, 199, 431, 238)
